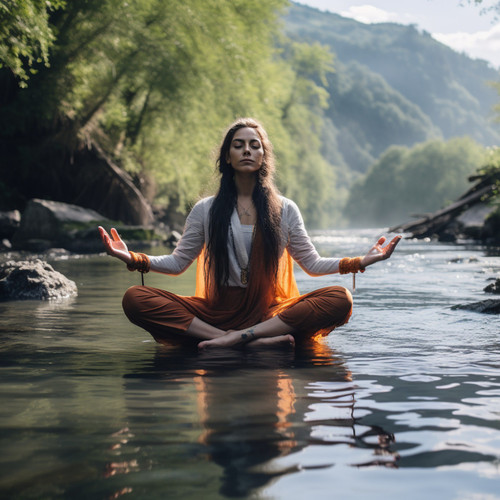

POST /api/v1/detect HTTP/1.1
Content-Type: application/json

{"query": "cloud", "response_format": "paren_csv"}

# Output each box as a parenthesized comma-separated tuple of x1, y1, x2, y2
(337, 3, 500, 68)
(340, 5, 413, 25)
(433, 24, 500, 68)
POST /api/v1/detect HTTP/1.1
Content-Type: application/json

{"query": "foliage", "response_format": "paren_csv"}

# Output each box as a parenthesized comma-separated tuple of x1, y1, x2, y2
(2, 1, 500, 231)
(273, 39, 339, 227)
(284, 3, 500, 174)
(477, 147, 500, 197)
(0, 0, 64, 85)
(466, 0, 500, 16)
(476, 146, 500, 240)
(0, 0, 343, 227)
(344, 137, 486, 227)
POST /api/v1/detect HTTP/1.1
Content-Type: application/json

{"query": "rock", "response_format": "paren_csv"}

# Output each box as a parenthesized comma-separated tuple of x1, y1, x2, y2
(12, 199, 109, 252)
(0, 210, 21, 239)
(0, 259, 77, 301)
(455, 203, 498, 240)
(484, 278, 500, 294)
(165, 230, 182, 248)
(452, 299, 500, 314)
(65, 142, 155, 225)
(0, 239, 12, 251)
(448, 257, 479, 264)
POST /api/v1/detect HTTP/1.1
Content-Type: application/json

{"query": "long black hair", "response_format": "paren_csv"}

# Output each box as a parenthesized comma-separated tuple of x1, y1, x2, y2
(206, 118, 282, 294)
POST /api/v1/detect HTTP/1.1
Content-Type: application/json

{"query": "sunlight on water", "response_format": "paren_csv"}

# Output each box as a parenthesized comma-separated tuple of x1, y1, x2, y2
(1, 231, 500, 499)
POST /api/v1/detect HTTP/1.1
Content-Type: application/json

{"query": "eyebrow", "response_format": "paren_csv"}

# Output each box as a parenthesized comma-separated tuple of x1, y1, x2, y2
(232, 138, 261, 143)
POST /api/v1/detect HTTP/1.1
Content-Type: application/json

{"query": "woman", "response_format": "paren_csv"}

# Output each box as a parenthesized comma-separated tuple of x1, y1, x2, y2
(99, 117, 401, 349)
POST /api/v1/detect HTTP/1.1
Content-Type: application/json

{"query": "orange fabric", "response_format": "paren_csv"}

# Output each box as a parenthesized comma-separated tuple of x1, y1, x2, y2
(195, 226, 300, 317)
(196, 245, 299, 301)
(123, 227, 353, 342)
(277, 286, 353, 338)
(191, 226, 310, 331)
(123, 284, 352, 343)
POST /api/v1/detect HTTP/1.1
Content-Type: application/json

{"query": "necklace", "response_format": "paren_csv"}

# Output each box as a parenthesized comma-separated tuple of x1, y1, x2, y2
(237, 201, 253, 218)
(229, 223, 256, 285)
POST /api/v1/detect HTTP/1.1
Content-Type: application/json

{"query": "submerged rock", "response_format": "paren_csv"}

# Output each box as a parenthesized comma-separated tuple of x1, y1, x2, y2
(484, 278, 500, 294)
(452, 299, 500, 314)
(0, 239, 12, 251)
(0, 210, 21, 239)
(0, 259, 77, 301)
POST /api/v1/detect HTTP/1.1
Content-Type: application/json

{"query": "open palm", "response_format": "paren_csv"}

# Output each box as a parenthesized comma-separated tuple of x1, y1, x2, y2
(361, 236, 402, 268)
(98, 226, 130, 263)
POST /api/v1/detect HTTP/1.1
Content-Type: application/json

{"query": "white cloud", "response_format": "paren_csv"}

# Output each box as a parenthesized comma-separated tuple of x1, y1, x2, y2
(340, 5, 413, 25)
(433, 23, 500, 68)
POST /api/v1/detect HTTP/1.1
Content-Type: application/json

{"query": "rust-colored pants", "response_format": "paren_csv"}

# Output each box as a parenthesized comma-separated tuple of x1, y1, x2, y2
(122, 285, 353, 344)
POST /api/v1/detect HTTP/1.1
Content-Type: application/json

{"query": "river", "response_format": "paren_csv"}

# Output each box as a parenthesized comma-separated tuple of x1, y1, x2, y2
(1, 229, 499, 499)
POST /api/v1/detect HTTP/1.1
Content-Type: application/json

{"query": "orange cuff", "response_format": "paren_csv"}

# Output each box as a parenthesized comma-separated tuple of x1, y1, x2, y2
(127, 251, 150, 273)
(339, 256, 365, 274)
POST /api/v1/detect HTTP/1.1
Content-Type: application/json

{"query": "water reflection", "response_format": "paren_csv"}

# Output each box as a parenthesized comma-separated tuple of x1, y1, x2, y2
(1, 235, 499, 499)
(113, 342, 399, 498)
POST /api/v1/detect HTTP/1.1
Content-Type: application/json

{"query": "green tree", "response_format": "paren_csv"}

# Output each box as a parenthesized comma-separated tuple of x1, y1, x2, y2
(1, 0, 344, 228)
(0, 0, 64, 85)
(344, 137, 486, 227)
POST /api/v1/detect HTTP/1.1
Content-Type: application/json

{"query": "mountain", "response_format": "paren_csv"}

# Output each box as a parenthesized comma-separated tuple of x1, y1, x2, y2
(283, 2, 500, 174)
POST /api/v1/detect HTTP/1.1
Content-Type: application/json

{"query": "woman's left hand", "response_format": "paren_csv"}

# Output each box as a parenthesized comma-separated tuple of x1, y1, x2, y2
(361, 235, 402, 268)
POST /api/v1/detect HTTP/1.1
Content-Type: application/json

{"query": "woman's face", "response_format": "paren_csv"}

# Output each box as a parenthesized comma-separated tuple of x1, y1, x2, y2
(227, 127, 264, 174)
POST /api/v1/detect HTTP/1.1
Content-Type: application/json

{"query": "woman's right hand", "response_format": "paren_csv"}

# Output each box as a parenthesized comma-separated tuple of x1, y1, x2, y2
(98, 226, 132, 264)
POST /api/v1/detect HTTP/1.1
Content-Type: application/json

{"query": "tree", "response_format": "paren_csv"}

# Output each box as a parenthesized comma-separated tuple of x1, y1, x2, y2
(344, 137, 486, 227)
(1, 0, 343, 227)
(0, 0, 64, 85)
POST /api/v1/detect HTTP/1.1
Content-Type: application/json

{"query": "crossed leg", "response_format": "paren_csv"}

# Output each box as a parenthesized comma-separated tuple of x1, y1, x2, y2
(122, 285, 352, 349)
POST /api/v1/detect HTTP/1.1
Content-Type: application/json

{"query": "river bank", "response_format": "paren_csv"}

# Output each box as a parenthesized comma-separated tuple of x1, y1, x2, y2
(0, 198, 180, 255)
(390, 169, 500, 246)
(1, 196, 500, 309)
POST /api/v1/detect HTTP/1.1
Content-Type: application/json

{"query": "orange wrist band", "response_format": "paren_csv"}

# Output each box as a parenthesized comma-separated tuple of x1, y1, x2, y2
(127, 252, 150, 273)
(339, 256, 365, 291)
(339, 257, 365, 274)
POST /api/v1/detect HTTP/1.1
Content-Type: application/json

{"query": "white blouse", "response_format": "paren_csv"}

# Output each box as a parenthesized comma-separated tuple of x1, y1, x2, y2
(149, 196, 341, 287)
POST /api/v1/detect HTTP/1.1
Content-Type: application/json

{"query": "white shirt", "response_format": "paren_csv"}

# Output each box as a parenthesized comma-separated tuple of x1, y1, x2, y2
(149, 196, 341, 286)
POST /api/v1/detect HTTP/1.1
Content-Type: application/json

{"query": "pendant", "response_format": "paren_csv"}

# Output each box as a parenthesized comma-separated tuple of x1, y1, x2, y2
(241, 268, 248, 285)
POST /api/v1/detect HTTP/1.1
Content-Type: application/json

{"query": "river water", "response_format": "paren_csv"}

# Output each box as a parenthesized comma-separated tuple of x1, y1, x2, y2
(1, 229, 499, 499)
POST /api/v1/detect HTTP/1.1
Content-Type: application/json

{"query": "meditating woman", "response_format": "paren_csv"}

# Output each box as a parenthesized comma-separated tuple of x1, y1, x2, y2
(99, 117, 401, 349)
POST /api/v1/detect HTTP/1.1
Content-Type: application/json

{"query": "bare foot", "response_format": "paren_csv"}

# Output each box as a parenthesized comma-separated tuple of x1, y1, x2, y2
(245, 334, 295, 350)
(198, 332, 296, 351)
(198, 330, 243, 350)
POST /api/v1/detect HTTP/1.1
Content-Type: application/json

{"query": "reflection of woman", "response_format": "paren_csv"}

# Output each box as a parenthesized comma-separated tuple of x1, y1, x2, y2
(192, 344, 398, 497)
(99, 117, 400, 348)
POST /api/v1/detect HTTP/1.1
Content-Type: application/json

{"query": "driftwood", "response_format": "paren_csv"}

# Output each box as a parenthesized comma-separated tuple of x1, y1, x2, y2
(389, 172, 498, 239)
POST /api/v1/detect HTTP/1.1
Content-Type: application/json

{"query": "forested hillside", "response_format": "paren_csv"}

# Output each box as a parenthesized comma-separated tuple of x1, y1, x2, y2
(284, 3, 500, 174)
(1, 1, 499, 230)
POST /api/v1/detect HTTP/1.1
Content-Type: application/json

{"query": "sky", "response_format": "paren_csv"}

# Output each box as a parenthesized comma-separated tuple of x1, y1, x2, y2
(294, 0, 500, 68)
